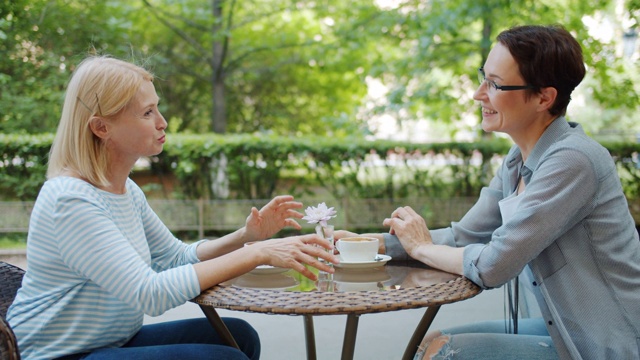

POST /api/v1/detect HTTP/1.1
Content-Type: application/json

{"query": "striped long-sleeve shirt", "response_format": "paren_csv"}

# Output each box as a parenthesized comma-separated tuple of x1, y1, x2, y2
(7, 176, 203, 359)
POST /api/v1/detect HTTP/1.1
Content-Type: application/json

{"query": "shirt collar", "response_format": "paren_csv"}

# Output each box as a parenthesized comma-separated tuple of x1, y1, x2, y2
(507, 116, 573, 185)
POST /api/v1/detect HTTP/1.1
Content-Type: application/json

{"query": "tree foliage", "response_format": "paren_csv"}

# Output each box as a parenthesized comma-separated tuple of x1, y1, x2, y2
(1, 0, 638, 137)
(355, 0, 640, 138)
(135, 0, 377, 135)
(0, 0, 138, 133)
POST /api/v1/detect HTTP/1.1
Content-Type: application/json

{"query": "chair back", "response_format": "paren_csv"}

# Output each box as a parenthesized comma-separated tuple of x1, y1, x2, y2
(0, 261, 24, 360)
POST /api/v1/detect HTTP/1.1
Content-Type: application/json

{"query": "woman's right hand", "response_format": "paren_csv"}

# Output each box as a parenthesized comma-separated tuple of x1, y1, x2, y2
(248, 234, 339, 280)
(195, 234, 339, 290)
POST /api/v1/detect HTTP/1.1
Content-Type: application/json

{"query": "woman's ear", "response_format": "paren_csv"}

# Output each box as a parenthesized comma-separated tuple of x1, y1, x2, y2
(537, 87, 558, 113)
(89, 116, 110, 140)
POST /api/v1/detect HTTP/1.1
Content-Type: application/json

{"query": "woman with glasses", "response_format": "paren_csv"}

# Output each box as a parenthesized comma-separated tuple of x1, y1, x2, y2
(339, 25, 640, 359)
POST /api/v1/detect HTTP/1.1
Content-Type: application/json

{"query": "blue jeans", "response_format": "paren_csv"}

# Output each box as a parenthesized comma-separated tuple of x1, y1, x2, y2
(415, 318, 559, 360)
(57, 318, 260, 360)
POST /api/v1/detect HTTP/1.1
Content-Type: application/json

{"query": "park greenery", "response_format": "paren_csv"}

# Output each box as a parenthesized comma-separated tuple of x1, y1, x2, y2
(1, 1, 639, 207)
(1, 0, 639, 138)
(2, 132, 640, 202)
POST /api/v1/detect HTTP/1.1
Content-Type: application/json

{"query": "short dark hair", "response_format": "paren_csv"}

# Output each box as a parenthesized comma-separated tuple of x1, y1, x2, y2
(497, 25, 586, 116)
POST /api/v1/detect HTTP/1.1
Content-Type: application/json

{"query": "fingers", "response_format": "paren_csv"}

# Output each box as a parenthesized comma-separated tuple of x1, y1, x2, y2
(300, 234, 335, 252)
(286, 258, 321, 280)
(390, 206, 403, 219)
(390, 206, 417, 219)
(245, 234, 341, 282)
(294, 235, 339, 263)
(260, 197, 304, 223)
(301, 262, 335, 281)
(268, 195, 303, 209)
(296, 253, 337, 281)
(284, 218, 302, 230)
(382, 216, 398, 230)
(286, 209, 304, 219)
(387, 206, 424, 227)
(382, 217, 396, 236)
(385, 206, 418, 236)
(272, 195, 295, 203)
(295, 252, 337, 279)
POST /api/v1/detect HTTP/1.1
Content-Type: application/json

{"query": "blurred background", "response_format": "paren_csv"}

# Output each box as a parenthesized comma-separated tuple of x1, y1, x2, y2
(2, 0, 639, 139)
(1, 0, 639, 244)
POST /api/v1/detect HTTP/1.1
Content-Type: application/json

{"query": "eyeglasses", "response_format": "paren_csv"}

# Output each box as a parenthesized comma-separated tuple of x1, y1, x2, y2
(478, 67, 535, 92)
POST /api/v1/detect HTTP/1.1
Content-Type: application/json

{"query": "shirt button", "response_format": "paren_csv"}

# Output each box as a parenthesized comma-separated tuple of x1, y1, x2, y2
(532, 281, 537, 286)
(548, 320, 553, 325)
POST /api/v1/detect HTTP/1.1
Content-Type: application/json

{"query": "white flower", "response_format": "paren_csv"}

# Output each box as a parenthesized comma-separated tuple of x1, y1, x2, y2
(302, 202, 337, 227)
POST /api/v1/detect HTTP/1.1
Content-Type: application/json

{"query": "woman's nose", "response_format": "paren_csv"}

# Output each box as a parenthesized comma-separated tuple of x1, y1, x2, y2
(473, 83, 486, 101)
(157, 113, 168, 130)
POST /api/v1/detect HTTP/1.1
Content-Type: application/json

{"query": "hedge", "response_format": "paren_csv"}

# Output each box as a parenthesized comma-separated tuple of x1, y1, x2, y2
(1, 133, 639, 202)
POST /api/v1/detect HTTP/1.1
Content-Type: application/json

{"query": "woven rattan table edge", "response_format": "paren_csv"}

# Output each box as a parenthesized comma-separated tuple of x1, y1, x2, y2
(192, 276, 481, 316)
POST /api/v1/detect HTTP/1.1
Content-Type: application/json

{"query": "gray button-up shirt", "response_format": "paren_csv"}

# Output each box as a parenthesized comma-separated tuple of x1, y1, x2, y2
(386, 117, 640, 359)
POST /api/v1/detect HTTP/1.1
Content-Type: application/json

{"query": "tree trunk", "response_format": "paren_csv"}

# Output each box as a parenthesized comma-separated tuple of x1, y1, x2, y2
(212, 75, 226, 133)
(211, 0, 226, 133)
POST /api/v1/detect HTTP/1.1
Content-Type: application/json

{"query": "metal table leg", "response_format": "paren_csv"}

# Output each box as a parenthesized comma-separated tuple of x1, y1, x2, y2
(341, 314, 360, 360)
(198, 305, 240, 349)
(303, 315, 317, 360)
(402, 305, 441, 360)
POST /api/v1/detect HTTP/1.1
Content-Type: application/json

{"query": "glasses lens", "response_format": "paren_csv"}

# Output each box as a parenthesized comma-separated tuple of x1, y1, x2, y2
(478, 68, 485, 85)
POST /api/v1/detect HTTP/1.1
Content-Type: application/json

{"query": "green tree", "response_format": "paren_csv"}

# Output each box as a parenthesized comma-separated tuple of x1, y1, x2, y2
(1, 0, 637, 139)
(0, 0, 137, 133)
(138, 0, 376, 135)
(356, 0, 640, 139)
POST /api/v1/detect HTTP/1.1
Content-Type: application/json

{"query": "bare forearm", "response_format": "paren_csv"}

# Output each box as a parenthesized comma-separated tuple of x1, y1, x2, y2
(192, 246, 259, 291)
(411, 245, 465, 276)
(196, 228, 248, 261)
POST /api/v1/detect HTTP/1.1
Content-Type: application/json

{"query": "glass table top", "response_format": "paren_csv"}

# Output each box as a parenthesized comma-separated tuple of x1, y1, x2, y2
(221, 261, 459, 293)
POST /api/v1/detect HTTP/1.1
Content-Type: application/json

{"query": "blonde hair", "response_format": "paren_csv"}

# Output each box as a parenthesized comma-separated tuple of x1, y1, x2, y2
(47, 56, 154, 187)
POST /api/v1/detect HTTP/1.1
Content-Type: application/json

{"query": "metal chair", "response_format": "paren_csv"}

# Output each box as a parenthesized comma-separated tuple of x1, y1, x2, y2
(1, 261, 24, 360)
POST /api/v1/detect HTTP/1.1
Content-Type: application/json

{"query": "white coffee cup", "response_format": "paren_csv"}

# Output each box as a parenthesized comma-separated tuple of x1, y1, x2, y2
(336, 237, 379, 262)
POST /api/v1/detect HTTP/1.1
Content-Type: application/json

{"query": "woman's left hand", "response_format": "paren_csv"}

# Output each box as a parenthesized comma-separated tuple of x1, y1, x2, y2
(243, 195, 304, 241)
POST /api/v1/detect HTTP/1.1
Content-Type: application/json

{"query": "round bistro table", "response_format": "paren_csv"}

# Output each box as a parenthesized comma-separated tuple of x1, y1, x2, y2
(192, 261, 481, 360)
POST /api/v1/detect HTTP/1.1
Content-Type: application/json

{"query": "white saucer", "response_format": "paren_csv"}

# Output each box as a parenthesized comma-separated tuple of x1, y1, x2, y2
(250, 265, 290, 275)
(334, 255, 392, 269)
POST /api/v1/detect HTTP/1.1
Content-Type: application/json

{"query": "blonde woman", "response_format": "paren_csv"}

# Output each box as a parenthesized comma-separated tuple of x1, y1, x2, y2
(7, 56, 337, 360)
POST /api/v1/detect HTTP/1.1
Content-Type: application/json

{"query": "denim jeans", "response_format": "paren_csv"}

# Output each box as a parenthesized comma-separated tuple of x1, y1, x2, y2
(57, 317, 260, 360)
(415, 318, 559, 360)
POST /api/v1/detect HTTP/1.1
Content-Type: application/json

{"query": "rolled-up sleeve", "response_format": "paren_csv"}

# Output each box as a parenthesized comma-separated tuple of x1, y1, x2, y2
(463, 243, 491, 288)
(383, 233, 411, 261)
